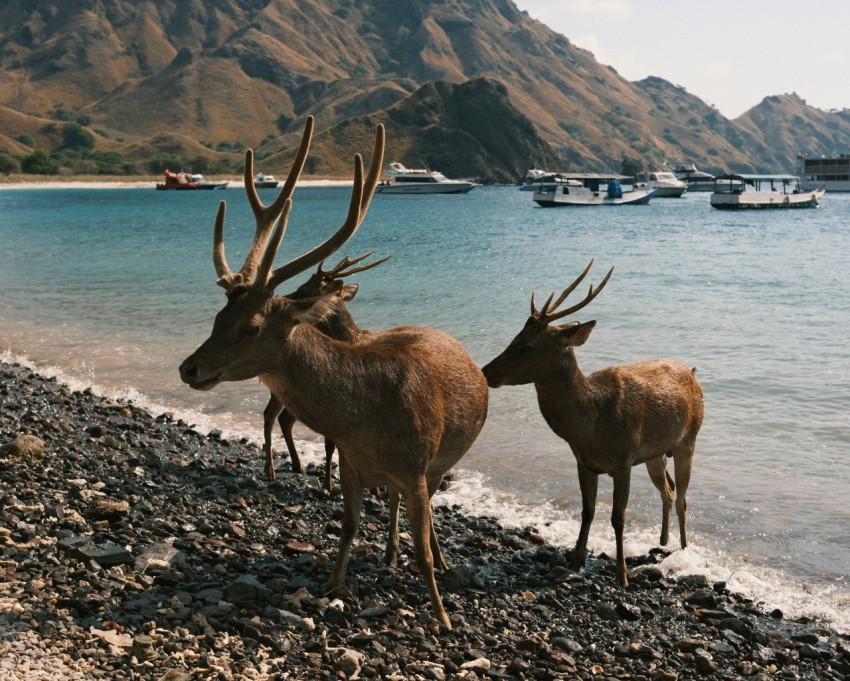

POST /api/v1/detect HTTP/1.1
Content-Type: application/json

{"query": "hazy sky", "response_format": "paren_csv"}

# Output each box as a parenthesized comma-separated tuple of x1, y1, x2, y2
(512, 0, 849, 119)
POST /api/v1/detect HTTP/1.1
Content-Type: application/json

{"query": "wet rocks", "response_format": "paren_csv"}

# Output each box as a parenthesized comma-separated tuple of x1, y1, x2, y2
(0, 359, 848, 680)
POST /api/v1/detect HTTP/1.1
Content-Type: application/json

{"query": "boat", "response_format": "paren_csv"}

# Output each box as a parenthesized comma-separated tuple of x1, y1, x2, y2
(643, 170, 687, 197)
(665, 161, 715, 192)
(709, 174, 825, 209)
(797, 153, 850, 192)
(156, 170, 229, 191)
(375, 162, 477, 194)
(254, 173, 279, 189)
(519, 172, 583, 192)
(532, 173, 658, 207)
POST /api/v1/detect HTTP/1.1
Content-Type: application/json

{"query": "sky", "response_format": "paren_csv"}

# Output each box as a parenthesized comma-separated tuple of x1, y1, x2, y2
(512, 0, 850, 120)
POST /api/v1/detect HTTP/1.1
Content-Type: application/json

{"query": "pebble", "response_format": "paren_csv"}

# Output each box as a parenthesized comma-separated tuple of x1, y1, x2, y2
(0, 359, 848, 680)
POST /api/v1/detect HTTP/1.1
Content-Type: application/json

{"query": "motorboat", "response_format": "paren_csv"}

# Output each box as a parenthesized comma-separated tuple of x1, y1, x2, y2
(709, 174, 825, 209)
(665, 161, 715, 192)
(532, 173, 658, 207)
(254, 173, 279, 189)
(156, 170, 229, 190)
(644, 171, 687, 198)
(375, 162, 477, 194)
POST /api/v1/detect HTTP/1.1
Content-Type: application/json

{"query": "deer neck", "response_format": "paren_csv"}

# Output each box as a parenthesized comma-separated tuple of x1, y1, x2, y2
(316, 304, 367, 344)
(534, 349, 596, 441)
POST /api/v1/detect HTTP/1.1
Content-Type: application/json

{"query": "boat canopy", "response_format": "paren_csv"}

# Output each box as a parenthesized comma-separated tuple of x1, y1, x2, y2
(558, 173, 631, 181)
(715, 173, 800, 183)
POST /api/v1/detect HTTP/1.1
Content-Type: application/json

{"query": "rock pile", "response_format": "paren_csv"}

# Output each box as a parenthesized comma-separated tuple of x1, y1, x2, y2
(1, 361, 848, 680)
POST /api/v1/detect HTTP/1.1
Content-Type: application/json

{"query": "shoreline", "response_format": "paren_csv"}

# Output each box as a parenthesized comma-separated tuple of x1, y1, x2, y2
(0, 176, 353, 190)
(1, 358, 848, 680)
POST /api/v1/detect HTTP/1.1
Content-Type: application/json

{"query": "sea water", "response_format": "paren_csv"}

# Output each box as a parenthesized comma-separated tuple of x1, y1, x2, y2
(1, 184, 848, 631)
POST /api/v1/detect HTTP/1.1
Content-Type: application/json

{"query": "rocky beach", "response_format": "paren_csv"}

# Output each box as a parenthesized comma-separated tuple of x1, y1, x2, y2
(1, 359, 848, 680)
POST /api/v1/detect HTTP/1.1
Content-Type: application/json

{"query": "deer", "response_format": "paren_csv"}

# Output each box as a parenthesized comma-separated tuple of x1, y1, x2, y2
(178, 117, 489, 628)
(481, 260, 703, 587)
(263, 250, 390, 490)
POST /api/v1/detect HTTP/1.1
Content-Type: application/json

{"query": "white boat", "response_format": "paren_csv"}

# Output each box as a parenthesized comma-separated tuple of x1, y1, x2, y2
(797, 154, 850, 192)
(532, 173, 658, 207)
(375, 162, 477, 194)
(709, 174, 825, 209)
(644, 171, 687, 197)
(519, 172, 582, 192)
(254, 173, 279, 189)
(666, 161, 715, 192)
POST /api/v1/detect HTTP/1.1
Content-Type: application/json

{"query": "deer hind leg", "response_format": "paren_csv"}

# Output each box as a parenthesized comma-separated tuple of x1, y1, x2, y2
(277, 408, 303, 475)
(572, 460, 599, 572)
(672, 441, 695, 549)
(611, 466, 633, 587)
(263, 395, 285, 479)
(407, 477, 450, 629)
(327, 456, 363, 591)
(384, 487, 401, 567)
(427, 475, 447, 572)
(323, 439, 336, 491)
(645, 456, 675, 546)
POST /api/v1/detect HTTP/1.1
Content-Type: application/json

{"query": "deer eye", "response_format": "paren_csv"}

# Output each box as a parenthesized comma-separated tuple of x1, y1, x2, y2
(243, 323, 260, 337)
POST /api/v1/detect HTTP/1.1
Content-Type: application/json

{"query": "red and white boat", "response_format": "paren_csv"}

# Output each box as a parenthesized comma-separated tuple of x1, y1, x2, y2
(156, 170, 228, 190)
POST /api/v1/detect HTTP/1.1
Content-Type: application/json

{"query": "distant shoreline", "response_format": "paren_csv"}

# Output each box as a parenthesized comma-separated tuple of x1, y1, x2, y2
(0, 175, 353, 190)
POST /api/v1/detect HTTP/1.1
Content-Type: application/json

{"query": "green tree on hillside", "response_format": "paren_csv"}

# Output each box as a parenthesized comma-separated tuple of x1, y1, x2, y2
(61, 123, 95, 151)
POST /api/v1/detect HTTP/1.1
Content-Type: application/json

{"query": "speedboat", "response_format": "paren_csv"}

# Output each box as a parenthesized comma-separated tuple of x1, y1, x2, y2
(156, 170, 229, 190)
(532, 173, 658, 207)
(665, 161, 715, 192)
(644, 171, 687, 198)
(710, 174, 825, 209)
(375, 162, 476, 194)
(254, 173, 279, 189)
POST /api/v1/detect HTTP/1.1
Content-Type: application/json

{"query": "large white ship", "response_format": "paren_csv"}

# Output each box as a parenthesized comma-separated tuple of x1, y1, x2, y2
(797, 154, 850, 192)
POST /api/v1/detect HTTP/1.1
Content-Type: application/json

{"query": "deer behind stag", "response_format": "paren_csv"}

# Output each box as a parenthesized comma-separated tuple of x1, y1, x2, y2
(178, 118, 488, 628)
(482, 261, 703, 587)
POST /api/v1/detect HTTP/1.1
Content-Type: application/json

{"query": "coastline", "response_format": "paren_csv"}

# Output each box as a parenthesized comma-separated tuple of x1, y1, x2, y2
(0, 176, 353, 190)
(1, 358, 848, 680)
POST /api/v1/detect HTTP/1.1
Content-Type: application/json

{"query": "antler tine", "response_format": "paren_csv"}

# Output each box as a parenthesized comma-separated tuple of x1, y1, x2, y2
(264, 123, 386, 291)
(547, 259, 594, 313)
(237, 117, 315, 284)
(254, 199, 293, 290)
(335, 251, 391, 278)
(545, 266, 614, 323)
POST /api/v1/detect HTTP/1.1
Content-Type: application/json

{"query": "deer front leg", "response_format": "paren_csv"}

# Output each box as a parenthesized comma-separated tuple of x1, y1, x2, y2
(672, 442, 695, 549)
(384, 487, 401, 567)
(645, 456, 674, 546)
(277, 408, 303, 474)
(407, 477, 450, 629)
(571, 460, 598, 572)
(611, 466, 632, 587)
(263, 395, 285, 479)
(323, 438, 336, 491)
(327, 456, 363, 591)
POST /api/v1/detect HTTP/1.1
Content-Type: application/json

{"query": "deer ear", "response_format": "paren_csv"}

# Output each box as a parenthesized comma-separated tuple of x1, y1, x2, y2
(289, 291, 340, 325)
(555, 320, 596, 347)
(341, 283, 359, 301)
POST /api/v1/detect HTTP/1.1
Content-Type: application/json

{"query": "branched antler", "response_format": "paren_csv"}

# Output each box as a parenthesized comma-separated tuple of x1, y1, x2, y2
(531, 259, 613, 323)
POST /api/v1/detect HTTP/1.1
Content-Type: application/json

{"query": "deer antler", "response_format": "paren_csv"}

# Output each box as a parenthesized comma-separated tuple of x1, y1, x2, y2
(531, 259, 614, 324)
(214, 117, 315, 290)
(317, 250, 392, 280)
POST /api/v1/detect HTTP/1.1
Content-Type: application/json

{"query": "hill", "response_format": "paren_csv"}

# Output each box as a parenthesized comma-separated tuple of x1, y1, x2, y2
(1, 0, 849, 180)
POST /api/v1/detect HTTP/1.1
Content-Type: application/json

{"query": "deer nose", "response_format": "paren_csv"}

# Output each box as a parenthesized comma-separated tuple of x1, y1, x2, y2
(179, 361, 198, 384)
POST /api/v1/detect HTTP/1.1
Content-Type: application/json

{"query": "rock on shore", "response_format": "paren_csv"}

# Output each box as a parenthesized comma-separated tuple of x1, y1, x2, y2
(1, 360, 848, 680)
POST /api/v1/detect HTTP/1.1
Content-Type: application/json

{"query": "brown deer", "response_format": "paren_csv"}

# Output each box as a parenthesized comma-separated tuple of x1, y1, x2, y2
(481, 260, 703, 587)
(178, 118, 489, 628)
(264, 250, 390, 489)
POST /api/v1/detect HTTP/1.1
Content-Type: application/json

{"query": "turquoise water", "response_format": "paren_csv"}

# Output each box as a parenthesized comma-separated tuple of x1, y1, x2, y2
(1, 184, 849, 630)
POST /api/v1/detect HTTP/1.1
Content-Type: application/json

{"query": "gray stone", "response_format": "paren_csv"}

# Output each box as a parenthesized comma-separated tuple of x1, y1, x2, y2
(224, 574, 272, 604)
(0, 434, 45, 461)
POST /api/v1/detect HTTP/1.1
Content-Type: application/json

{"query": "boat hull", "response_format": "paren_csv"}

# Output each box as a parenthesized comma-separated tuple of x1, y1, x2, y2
(376, 182, 475, 195)
(156, 182, 229, 190)
(533, 186, 658, 207)
(710, 189, 824, 209)
(650, 185, 687, 198)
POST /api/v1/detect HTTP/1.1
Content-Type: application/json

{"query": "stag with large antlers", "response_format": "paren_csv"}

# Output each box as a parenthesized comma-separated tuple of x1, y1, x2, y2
(179, 118, 488, 628)
(264, 250, 390, 488)
(482, 261, 703, 587)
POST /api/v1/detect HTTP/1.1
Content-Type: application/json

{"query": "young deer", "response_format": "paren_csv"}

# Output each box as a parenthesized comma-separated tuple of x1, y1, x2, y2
(264, 250, 390, 489)
(482, 261, 703, 587)
(179, 119, 488, 628)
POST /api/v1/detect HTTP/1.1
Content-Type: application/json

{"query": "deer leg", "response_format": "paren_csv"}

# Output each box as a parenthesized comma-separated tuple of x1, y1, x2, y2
(262, 395, 285, 479)
(327, 456, 363, 591)
(323, 439, 336, 492)
(384, 487, 401, 567)
(572, 461, 598, 572)
(645, 456, 675, 546)
(407, 477, 450, 629)
(672, 442, 695, 549)
(611, 467, 632, 587)
(277, 408, 303, 475)
(426, 475, 447, 572)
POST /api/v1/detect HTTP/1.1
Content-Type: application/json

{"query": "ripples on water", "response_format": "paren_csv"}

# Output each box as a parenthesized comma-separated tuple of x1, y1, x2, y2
(1, 185, 848, 630)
